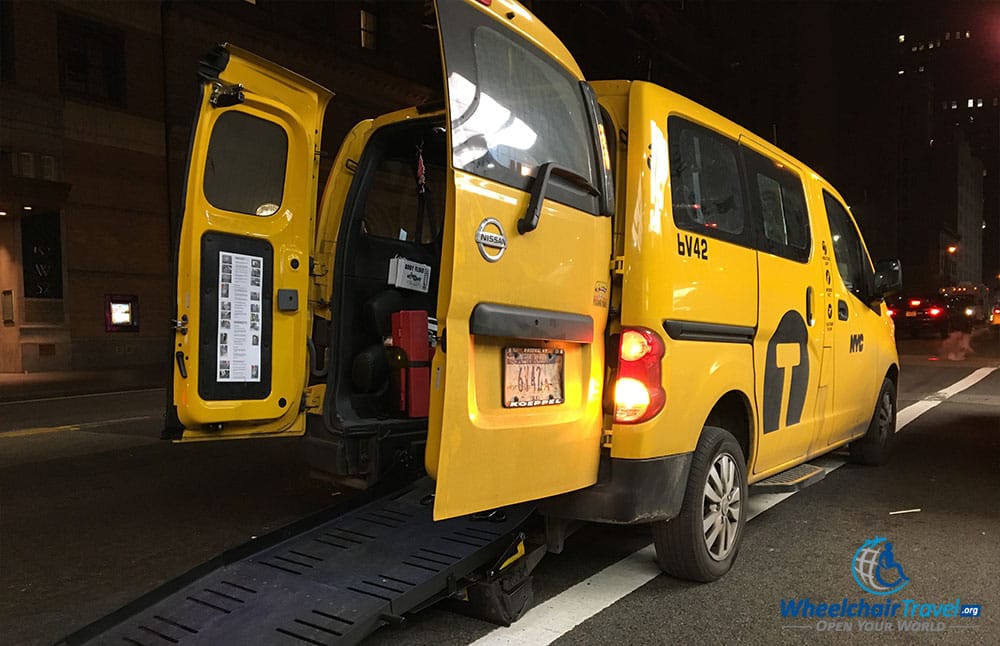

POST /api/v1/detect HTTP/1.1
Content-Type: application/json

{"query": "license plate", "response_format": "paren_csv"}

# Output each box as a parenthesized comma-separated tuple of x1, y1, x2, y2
(905, 311, 918, 317)
(503, 347, 564, 408)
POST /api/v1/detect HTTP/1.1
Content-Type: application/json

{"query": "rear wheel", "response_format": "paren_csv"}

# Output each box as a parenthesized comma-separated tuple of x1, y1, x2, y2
(652, 426, 747, 582)
(849, 378, 896, 466)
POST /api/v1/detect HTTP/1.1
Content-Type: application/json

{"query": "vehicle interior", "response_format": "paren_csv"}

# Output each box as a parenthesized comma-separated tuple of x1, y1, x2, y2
(308, 117, 448, 483)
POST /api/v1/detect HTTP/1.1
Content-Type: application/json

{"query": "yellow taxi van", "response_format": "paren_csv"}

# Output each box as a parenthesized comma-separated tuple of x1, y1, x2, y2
(168, 0, 902, 582)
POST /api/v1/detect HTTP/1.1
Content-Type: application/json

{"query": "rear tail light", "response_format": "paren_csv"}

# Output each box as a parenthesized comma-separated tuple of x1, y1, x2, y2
(887, 308, 896, 317)
(928, 307, 942, 317)
(613, 328, 665, 424)
(909, 299, 922, 307)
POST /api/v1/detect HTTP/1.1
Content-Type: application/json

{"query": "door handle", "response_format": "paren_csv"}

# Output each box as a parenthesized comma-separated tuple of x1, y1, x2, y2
(838, 299, 849, 321)
(806, 287, 814, 325)
(175, 351, 188, 379)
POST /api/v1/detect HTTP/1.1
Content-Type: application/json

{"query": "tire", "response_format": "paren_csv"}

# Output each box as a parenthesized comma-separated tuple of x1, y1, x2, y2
(849, 378, 896, 466)
(652, 426, 748, 583)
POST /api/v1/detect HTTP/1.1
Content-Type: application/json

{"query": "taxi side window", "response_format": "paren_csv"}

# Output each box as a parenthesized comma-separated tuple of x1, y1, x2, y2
(742, 147, 810, 262)
(823, 191, 871, 299)
(361, 158, 444, 244)
(668, 117, 747, 246)
(203, 111, 288, 216)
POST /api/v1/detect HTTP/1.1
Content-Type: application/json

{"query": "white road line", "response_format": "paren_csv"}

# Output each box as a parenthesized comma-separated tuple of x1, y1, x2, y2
(0, 387, 165, 407)
(934, 367, 996, 399)
(1, 416, 158, 438)
(473, 368, 998, 646)
(896, 366, 996, 431)
(470, 545, 659, 646)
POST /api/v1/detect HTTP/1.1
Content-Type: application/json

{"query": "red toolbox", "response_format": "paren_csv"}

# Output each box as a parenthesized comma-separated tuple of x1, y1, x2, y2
(390, 310, 432, 418)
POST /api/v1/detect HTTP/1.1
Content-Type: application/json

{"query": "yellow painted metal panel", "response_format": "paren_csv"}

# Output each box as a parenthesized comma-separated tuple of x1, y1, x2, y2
(428, 171, 609, 519)
(173, 45, 331, 440)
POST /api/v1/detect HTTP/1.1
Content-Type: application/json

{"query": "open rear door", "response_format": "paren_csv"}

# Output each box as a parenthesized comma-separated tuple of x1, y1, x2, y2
(172, 44, 332, 440)
(427, 0, 613, 519)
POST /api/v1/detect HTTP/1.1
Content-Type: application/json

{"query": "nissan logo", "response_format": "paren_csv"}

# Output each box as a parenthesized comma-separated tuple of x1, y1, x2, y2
(476, 218, 507, 262)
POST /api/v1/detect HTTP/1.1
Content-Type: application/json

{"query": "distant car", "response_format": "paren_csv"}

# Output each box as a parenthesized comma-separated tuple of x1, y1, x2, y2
(888, 294, 951, 338)
(948, 293, 988, 324)
(991, 301, 1000, 328)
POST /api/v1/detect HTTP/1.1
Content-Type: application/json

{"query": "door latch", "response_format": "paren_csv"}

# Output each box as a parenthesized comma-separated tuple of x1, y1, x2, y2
(172, 315, 189, 335)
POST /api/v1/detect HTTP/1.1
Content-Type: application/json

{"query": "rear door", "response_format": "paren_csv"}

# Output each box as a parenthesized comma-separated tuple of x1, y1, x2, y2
(427, 0, 613, 519)
(172, 45, 332, 440)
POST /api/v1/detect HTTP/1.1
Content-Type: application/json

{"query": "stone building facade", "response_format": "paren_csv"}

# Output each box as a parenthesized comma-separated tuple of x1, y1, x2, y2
(0, 0, 438, 373)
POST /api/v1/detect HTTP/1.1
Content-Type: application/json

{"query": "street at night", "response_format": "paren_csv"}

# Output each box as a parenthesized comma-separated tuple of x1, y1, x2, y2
(1, 333, 997, 646)
(2, 0, 1000, 645)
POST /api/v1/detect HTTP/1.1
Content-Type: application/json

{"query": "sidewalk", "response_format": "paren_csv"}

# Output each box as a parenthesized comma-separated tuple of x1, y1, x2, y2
(0, 363, 169, 403)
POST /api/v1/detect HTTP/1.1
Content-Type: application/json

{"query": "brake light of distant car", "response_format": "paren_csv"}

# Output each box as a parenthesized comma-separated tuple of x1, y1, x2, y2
(887, 308, 896, 317)
(928, 307, 943, 317)
(613, 328, 666, 424)
(910, 299, 922, 307)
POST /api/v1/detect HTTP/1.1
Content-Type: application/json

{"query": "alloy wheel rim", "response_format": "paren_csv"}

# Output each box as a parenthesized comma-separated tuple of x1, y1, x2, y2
(876, 391, 894, 443)
(703, 452, 741, 561)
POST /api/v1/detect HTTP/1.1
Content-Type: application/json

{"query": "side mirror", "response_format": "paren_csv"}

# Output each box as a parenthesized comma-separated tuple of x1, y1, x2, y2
(873, 259, 902, 298)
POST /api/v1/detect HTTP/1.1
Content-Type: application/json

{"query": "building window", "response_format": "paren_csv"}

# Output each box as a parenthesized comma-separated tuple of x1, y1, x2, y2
(360, 8, 377, 50)
(977, 99, 983, 108)
(58, 15, 125, 106)
(16, 152, 35, 178)
(968, 99, 974, 108)
(951, 101, 957, 109)
(0, 2, 13, 84)
(898, 34, 905, 43)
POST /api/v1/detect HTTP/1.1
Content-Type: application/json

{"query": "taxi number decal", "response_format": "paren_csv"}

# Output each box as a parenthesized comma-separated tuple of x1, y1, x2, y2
(677, 233, 709, 261)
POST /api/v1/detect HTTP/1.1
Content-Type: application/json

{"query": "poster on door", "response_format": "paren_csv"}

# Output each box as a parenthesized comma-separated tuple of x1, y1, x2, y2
(217, 251, 262, 382)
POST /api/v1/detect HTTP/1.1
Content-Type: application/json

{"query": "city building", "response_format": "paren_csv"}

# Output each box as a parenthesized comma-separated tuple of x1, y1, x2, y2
(0, 0, 437, 374)
(896, 3, 1000, 292)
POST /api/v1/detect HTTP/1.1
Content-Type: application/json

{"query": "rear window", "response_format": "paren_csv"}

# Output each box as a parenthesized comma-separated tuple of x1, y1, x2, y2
(203, 111, 288, 216)
(439, 2, 600, 215)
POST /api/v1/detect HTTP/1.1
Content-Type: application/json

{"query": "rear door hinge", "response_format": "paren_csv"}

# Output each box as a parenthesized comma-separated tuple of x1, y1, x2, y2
(304, 383, 327, 414)
(610, 256, 625, 275)
(310, 257, 328, 277)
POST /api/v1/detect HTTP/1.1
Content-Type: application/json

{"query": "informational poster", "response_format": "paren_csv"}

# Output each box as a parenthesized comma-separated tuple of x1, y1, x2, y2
(217, 251, 263, 382)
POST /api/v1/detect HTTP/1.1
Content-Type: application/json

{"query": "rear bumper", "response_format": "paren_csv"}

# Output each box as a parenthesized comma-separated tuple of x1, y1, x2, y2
(894, 318, 947, 335)
(538, 452, 692, 524)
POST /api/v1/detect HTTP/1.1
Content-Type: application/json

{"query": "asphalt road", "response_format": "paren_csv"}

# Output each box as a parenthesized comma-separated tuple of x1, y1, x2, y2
(0, 331, 997, 646)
